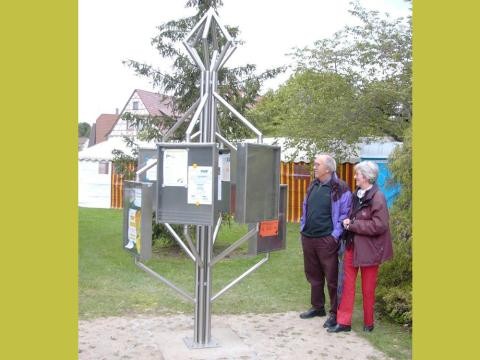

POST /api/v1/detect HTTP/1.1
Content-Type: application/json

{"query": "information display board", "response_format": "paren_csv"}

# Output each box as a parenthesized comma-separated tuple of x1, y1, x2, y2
(123, 181, 153, 260)
(235, 143, 281, 223)
(156, 143, 221, 226)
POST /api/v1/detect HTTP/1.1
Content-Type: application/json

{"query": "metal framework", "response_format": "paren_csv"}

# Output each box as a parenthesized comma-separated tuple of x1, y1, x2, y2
(134, 7, 268, 349)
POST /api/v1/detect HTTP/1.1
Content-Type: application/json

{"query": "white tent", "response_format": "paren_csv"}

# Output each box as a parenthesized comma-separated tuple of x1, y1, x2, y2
(78, 137, 154, 208)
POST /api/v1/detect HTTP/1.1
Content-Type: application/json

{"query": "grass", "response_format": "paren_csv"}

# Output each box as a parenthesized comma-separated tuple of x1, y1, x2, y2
(79, 207, 411, 359)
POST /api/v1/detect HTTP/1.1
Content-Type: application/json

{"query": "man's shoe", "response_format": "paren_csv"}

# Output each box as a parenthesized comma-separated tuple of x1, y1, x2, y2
(323, 314, 337, 328)
(327, 324, 351, 333)
(299, 307, 326, 319)
(363, 325, 374, 332)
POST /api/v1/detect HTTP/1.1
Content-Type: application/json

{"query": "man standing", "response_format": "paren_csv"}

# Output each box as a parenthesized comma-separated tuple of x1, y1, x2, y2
(299, 154, 352, 328)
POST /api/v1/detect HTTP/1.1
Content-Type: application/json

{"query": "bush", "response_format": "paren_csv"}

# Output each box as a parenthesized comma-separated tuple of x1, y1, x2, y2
(151, 212, 234, 248)
(376, 127, 412, 326)
(376, 285, 412, 325)
(151, 214, 185, 247)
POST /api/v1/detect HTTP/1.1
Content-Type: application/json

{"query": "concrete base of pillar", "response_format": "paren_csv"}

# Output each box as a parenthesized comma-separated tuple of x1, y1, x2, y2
(159, 326, 254, 360)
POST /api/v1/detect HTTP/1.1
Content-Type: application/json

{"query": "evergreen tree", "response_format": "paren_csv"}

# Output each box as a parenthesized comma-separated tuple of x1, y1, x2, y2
(122, 0, 283, 142)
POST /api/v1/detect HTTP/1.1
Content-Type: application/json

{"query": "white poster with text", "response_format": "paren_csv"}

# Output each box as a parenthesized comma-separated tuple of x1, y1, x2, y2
(187, 166, 213, 205)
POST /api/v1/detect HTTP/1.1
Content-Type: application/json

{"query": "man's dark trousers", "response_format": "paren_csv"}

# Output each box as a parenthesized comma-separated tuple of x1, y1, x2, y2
(301, 234, 339, 314)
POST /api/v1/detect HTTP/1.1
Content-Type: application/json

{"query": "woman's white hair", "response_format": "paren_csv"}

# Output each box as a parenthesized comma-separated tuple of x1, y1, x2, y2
(354, 161, 379, 184)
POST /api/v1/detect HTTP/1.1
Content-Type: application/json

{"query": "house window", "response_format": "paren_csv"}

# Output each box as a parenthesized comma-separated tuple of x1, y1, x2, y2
(98, 161, 109, 174)
(132, 101, 139, 110)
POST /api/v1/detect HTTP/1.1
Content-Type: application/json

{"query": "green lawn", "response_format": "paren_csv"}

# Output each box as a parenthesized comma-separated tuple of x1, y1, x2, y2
(79, 207, 411, 359)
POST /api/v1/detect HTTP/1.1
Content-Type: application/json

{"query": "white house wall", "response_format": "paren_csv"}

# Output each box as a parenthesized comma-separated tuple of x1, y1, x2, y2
(78, 160, 111, 208)
(108, 91, 149, 138)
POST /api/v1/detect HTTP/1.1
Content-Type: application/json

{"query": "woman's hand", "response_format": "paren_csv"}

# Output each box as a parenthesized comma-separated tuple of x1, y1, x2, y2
(343, 218, 351, 229)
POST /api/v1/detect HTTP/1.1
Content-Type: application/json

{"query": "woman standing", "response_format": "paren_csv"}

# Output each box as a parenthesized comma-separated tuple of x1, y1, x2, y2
(327, 161, 393, 333)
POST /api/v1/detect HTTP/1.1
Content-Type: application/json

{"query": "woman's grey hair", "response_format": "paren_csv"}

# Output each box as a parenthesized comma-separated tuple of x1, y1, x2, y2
(315, 154, 337, 172)
(354, 161, 379, 184)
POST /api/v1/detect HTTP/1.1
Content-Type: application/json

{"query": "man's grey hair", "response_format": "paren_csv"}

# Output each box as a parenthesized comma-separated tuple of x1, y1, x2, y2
(315, 154, 337, 172)
(354, 161, 379, 184)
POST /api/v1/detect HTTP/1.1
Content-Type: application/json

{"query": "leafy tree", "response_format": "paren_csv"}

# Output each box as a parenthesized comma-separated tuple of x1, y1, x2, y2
(249, 0, 411, 160)
(78, 122, 91, 137)
(248, 70, 360, 161)
(291, 1, 411, 85)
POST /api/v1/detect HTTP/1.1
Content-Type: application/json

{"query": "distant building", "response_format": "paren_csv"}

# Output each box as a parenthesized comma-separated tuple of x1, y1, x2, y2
(107, 89, 177, 139)
(79, 89, 175, 208)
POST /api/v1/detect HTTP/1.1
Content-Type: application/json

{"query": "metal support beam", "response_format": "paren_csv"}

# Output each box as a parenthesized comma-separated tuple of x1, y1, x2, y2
(183, 42, 206, 71)
(215, 132, 237, 152)
(184, 225, 203, 266)
(210, 226, 258, 267)
(135, 257, 195, 303)
(191, 130, 201, 140)
(213, 91, 263, 142)
(186, 95, 208, 141)
(184, 11, 209, 46)
(163, 98, 200, 141)
(212, 215, 222, 245)
(135, 159, 157, 181)
(219, 45, 237, 70)
(211, 253, 269, 302)
(164, 223, 196, 262)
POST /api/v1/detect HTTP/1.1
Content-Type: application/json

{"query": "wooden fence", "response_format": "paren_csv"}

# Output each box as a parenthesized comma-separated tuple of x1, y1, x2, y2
(110, 163, 136, 209)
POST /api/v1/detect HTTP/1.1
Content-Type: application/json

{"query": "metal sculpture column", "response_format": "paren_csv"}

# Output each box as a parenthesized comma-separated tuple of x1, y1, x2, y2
(182, 8, 235, 347)
(132, 8, 269, 349)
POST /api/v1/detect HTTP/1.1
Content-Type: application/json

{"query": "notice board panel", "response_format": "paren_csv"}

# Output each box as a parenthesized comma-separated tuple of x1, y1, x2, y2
(156, 143, 219, 226)
(235, 143, 281, 223)
(123, 181, 153, 261)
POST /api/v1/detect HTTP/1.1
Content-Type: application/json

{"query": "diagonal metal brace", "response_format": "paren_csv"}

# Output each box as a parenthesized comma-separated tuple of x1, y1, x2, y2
(183, 225, 203, 266)
(135, 160, 157, 181)
(211, 253, 269, 302)
(164, 223, 196, 262)
(135, 257, 195, 303)
(163, 98, 200, 141)
(210, 226, 257, 267)
(213, 91, 263, 142)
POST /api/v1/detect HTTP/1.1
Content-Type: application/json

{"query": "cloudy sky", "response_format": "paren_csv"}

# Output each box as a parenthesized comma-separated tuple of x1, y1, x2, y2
(79, 0, 411, 124)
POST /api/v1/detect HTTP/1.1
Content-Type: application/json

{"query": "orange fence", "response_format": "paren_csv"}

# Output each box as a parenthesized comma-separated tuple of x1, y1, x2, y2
(110, 161, 356, 222)
(111, 162, 136, 209)
(337, 162, 357, 195)
(280, 162, 310, 223)
(280, 162, 356, 223)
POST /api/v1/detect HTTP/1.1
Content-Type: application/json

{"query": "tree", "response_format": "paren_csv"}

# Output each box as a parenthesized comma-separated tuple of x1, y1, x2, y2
(248, 70, 360, 160)
(78, 122, 91, 137)
(121, 0, 283, 143)
(293, 1, 411, 134)
(249, 0, 412, 159)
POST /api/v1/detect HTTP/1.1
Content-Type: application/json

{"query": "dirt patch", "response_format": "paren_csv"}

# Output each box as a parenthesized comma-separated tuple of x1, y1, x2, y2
(79, 311, 391, 360)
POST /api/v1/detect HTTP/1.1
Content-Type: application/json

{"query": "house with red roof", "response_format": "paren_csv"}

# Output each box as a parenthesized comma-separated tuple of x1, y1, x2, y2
(88, 113, 119, 147)
(79, 89, 177, 208)
(107, 89, 177, 139)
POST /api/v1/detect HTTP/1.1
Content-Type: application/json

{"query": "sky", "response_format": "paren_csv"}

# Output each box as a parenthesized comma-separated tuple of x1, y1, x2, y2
(79, 0, 411, 124)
